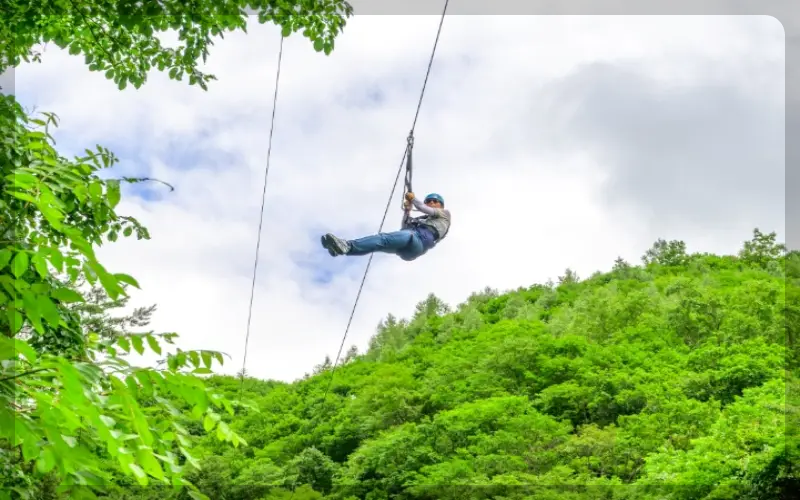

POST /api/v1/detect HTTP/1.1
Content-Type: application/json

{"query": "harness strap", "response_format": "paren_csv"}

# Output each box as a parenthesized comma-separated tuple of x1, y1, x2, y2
(409, 216, 448, 243)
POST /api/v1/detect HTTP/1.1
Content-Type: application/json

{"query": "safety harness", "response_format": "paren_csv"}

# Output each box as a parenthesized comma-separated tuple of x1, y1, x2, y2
(401, 132, 449, 247)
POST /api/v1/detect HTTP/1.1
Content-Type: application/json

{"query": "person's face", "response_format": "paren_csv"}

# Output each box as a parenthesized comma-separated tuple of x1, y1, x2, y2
(424, 198, 442, 209)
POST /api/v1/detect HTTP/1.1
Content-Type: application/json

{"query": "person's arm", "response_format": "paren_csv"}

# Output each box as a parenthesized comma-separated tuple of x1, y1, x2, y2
(411, 197, 440, 217)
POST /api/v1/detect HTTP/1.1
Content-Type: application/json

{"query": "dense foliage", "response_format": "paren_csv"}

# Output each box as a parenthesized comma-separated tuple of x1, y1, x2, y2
(2, 0, 353, 90)
(139, 230, 791, 500)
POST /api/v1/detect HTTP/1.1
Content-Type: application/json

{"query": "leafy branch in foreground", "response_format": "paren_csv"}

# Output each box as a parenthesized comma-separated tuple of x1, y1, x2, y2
(1, 332, 247, 490)
(1, 0, 354, 91)
(0, 94, 247, 499)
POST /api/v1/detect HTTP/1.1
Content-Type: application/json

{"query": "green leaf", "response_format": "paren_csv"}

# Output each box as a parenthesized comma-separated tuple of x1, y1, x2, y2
(88, 181, 103, 199)
(176, 433, 191, 448)
(51, 287, 85, 303)
(187, 490, 210, 500)
(83, 265, 97, 285)
(46, 247, 64, 272)
(31, 252, 49, 278)
(128, 463, 149, 486)
(12, 251, 29, 278)
(174, 351, 187, 369)
(114, 273, 140, 288)
(180, 447, 201, 470)
(98, 269, 125, 299)
(21, 433, 39, 461)
(216, 421, 232, 441)
(0, 250, 11, 270)
(22, 291, 44, 333)
(136, 446, 165, 481)
(131, 335, 144, 355)
(135, 371, 154, 394)
(117, 336, 131, 352)
(39, 204, 64, 229)
(12, 172, 37, 187)
(189, 351, 200, 368)
(107, 179, 121, 208)
(10, 190, 37, 203)
(145, 335, 161, 355)
(203, 413, 218, 432)
(15, 338, 37, 363)
(36, 447, 56, 473)
(131, 407, 153, 446)
(0, 335, 16, 360)
(99, 415, 116, 430)
(6, 308, 23, 334)
(172, 422, 188, 436)
(37, 294, 61, 328)
(0, 276, 16, 296)
(314, 38, 324, 52)
(201, 351, 212, 368)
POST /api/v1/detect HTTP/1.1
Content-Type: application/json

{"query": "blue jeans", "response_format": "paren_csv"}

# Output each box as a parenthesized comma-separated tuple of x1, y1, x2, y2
(348, 229, 426, 261)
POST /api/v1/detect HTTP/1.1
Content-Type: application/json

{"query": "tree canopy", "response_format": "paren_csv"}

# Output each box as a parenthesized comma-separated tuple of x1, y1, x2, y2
(2, 0, 353, 88)
(87, 229, 796, 500)
(208, 232, 797, 499)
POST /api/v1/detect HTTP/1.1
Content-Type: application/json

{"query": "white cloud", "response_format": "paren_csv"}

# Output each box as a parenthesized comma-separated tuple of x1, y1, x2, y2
(13, 15, 785, 382)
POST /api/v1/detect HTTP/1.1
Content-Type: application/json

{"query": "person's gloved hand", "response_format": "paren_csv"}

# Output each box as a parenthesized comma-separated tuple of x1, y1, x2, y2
(405, 192, 415, 201)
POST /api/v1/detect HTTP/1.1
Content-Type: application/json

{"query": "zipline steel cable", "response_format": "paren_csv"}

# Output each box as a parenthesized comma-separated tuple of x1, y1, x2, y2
(238, 3, 450, 484)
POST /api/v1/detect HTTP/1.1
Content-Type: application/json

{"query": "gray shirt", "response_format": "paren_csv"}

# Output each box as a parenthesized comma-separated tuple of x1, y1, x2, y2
(403, 197, 451, 241)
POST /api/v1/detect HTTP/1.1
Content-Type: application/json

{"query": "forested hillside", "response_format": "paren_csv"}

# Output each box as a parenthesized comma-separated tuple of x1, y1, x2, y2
(103, 231, 796, 500)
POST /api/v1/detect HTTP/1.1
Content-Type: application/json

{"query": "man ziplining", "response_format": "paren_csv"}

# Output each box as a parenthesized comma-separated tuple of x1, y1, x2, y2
(321, 192, 451, 261)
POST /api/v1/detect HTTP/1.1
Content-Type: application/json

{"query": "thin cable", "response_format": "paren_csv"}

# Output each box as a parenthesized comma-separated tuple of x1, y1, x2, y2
(239, 34, 284, 396)
(320, 0, 450, 408)
(288, 6, 448, 497)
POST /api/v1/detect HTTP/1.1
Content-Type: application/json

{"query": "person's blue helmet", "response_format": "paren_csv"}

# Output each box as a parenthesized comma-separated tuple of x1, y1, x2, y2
(424, 193, 444, 206)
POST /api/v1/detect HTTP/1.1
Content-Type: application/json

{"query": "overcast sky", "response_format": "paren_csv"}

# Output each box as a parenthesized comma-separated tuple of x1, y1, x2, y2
(10, 15, 785, 382)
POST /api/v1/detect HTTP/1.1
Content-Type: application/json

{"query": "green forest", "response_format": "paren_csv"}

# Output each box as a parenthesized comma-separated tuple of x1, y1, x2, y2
(1, 2, 796, 500)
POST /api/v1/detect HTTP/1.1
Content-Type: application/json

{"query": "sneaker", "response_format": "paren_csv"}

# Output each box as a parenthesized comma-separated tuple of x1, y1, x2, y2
(321, 233, 350, 256)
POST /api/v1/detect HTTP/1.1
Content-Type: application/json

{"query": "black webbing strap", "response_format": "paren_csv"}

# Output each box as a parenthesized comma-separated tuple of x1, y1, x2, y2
(401, 132, 414, 227)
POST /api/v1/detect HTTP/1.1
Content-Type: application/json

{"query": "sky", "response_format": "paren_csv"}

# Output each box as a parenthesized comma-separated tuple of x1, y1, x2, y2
(7, 14, 785, 382)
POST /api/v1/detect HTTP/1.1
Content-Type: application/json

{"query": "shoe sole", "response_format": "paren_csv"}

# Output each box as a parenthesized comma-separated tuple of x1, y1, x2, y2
(321, 234, 343, 256)
(321, 235, 336, 256)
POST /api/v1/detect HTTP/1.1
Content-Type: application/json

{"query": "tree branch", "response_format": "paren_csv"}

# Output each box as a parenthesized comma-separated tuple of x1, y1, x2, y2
(0, 367, 52, 382)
